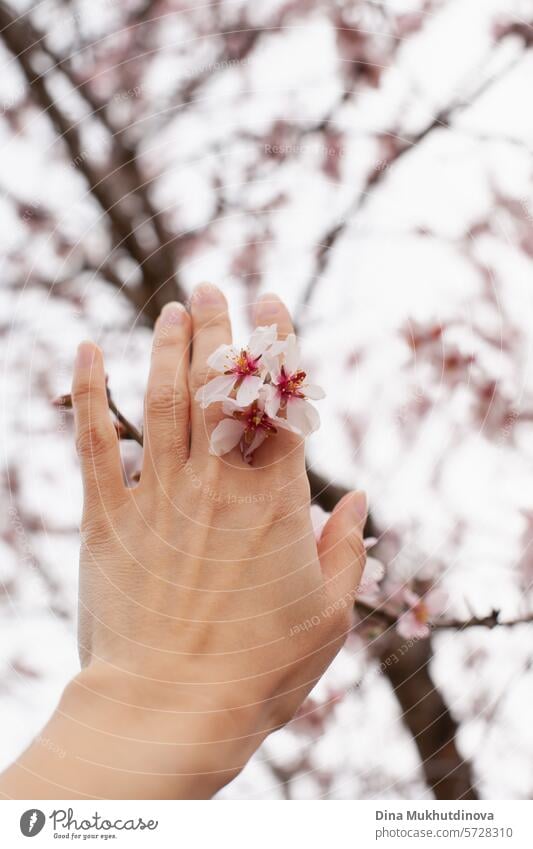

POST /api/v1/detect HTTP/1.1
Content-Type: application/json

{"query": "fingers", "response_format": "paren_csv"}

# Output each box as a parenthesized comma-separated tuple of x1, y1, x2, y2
(253, 293, 305, 471)
(142, 302, 192, 485)
(72, 342, 126, 511)
(190, 284, 232, 455)
(317, 491, 367, 607)
(255, 292, 294, 340)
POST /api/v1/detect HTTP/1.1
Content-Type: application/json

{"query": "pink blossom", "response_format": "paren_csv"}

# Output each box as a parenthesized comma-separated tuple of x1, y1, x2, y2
(310, 505, 384, 595)
(264, 334, 325, 435)
(358, 556, 385, 596)
(396, 587, 448, 640)
(196, 324, 281, 408)
(209, 393, 295, 463)
(310, 503, 329, 540)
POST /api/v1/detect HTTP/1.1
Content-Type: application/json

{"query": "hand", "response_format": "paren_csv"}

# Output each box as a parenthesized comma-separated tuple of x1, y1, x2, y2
(0, 285, 366, 800)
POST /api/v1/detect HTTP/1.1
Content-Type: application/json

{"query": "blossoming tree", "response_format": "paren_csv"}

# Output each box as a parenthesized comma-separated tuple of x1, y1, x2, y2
(1, 0, 533, 799)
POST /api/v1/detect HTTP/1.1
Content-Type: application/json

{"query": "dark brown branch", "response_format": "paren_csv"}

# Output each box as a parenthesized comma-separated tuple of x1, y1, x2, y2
(0, 1, 185, 322)
(298, 49, 525, 314)
(106, 391, 143, 446)
(380, 635, 478, 799)
(355, 597, 533, 632)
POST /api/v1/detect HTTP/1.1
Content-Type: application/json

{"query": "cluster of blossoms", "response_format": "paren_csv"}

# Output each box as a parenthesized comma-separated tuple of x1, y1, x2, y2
(311, 505, 448, 639)
(396, 587, 448, 639)
(195, 325, 325, 463)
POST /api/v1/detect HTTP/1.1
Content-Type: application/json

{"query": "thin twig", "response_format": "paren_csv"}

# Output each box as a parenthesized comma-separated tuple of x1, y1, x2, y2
(106, 391, 143, 446)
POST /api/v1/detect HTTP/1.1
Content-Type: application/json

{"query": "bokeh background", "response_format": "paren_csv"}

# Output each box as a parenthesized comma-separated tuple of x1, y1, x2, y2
(1, 0, 533, 799)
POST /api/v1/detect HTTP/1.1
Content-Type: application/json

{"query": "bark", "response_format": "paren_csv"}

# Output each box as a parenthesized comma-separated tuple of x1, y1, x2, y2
(381, 634, 478, 800)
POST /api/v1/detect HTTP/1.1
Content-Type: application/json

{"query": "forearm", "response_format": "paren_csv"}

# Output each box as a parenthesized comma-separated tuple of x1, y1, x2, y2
(0, 667, 254, 800)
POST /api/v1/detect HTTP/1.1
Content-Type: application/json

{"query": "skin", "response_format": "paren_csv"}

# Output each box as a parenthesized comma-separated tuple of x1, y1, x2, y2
(0, 285, 366, 800)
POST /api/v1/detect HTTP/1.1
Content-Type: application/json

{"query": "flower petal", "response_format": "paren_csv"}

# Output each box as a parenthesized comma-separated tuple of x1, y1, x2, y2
(426, 588, 449, 617)
(285, 397, 320, 435)
(207, 344, 235, 371)
(243, 428, 268, 462)
(267, 339, 288, 357)
(262, 383, 281, 417)
(236, 375, 264, 406)
(396, 612, 429, 640)
(403, 588, 421, 609)
(304, 382, 326, 400)
(262, 352, 281, 381)
(195, 374, 235, 408)
(284, 334, 301, 374)
(248, 324, 278, 358)
(209, 418, 244, 456)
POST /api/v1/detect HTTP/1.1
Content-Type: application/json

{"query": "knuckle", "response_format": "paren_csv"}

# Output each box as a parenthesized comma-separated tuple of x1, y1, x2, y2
(270, 486, 308, 521)
(146, 384, 189, 421)
(72, 380, 92, 404)
(158, 432, 190, 468)
(76, 423, 114, 460)
(331, 604, 354, 636)
(192, 365, 215, 395)
(346, 530, 366, 565)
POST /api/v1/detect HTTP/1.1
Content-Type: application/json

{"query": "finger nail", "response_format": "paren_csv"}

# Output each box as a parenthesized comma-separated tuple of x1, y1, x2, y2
(255, 295, 280, 320)
(349, 490, 367, 529)
(76, 342, 95, 368)
(192, 284, 225, 307)
(160, 301, 186, 325)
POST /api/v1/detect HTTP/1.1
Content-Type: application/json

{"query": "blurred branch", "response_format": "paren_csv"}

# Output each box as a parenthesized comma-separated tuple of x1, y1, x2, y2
(106, 390, 144, 446)
(380, 635, 478, 800)
(298, 47, 526, 314)
(0, 1, 184, 322)
(355, 598, 533, 632)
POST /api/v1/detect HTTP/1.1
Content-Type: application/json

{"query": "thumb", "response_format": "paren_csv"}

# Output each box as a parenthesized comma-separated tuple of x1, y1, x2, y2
(317, 491, 367, 603)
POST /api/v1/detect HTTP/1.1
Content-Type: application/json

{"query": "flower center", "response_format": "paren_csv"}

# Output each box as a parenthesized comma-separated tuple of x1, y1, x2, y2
(414, 601, 429, 624)
(227, 349, 261, 377)
(276, 366, 307, 400)
(233, 402, 277, 442)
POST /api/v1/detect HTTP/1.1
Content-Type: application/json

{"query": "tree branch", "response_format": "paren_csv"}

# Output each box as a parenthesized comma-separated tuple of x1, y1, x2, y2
(380, 635, 478, 799)
(298, 48, 526, 315)
(0, 1, 185, 321)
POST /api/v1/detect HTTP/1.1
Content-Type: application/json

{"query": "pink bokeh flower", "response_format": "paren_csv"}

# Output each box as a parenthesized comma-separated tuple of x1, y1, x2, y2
(209, 393, 295, 463)
(396, 587, 448, 640)
(309, 505, 384, 594)
(358, 555, 385, 596)
(196, 324, 282, 408)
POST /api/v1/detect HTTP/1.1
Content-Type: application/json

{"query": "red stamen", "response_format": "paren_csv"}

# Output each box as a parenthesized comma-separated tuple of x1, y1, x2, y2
(226, 349, 261, 378)
(275, 366, 307, 399)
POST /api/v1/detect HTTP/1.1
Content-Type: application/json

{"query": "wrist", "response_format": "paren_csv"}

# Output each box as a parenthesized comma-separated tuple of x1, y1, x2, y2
(64, 663, 261, 798)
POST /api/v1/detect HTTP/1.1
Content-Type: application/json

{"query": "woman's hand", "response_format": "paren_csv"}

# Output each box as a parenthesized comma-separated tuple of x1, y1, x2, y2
(0, 285, 366, 800)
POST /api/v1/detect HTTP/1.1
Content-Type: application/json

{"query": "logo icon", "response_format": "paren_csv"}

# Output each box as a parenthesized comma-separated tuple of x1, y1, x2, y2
(20, 810, 46, 837)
